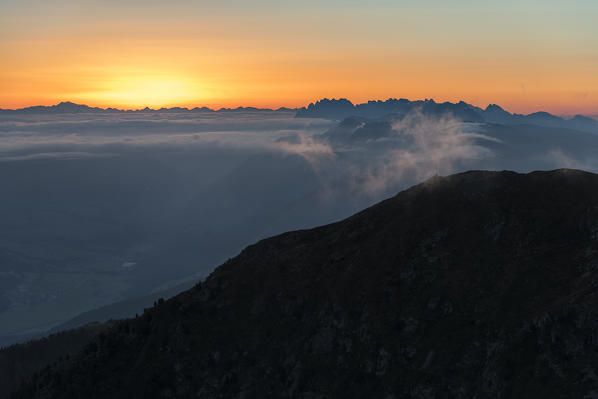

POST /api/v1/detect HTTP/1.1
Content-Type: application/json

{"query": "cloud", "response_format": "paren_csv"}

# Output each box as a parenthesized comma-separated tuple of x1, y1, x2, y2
(257, 109, 500, 199)
(0, 112, 336, 159)
(3, 109, 598, 203)
(274, 132, 334, 164)
(547, 149, 598, 171)
(389, 110, 496, 173)
(323, 110, 497, 196)
(0, 152, 114, 162)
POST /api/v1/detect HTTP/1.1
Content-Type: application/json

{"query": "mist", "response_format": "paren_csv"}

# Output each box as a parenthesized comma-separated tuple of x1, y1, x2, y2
(2, 108, 598, 346)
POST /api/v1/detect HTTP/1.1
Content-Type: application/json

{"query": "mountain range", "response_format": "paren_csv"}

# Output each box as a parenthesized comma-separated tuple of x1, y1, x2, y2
(7, 169, 598, 398)
(296, 98, 598, 134)
(3, 99, 598, 136)
(0, 101, 296, 114)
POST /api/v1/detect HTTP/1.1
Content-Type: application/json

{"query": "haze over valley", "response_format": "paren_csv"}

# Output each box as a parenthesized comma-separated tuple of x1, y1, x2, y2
(1, 98, 598, 347)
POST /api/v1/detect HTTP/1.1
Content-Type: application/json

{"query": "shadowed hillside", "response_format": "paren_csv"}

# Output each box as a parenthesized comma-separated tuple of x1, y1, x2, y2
(0, 322, 112, 399)
(10, 169, 598, 398)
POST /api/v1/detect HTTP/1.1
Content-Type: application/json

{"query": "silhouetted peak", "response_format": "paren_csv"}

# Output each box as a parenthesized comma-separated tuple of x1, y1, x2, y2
(485, 103, 506, 112)
(527, 111, 561, 120)
(54, 102, 91, 111)
(571, 114, 598, 123)
(294, 98, 357, 119)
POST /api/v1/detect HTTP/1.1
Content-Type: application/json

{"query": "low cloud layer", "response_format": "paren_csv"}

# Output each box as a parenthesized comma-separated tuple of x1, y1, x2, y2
(0, 111, 334, 157)
(2, 109, 597, 199)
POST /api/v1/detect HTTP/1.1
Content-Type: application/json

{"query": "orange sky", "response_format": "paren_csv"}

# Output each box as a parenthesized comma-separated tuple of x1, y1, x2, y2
(2, 1, 598, 115)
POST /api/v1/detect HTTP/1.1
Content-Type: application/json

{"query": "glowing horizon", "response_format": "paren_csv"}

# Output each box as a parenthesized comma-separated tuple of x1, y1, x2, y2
(2, 96, 597, 119)
(2, 1, 598, 116)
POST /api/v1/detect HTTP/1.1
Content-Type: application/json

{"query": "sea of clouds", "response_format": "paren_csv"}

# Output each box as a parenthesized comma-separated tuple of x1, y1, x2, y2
(3, 109, 598, 198)
(2, 109, 598, 345)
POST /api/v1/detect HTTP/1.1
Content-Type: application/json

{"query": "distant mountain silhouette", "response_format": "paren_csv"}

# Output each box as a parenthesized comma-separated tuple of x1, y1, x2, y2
(0, 102, 296, 114)
(296, 98, 598, 133)
(0, 101, 108, 114)
(3, 99, 597, 135)
(10, 169, 598, 398)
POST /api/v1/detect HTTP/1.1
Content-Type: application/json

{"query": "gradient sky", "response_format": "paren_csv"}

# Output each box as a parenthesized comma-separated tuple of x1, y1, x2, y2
(1, 0, 598, 114)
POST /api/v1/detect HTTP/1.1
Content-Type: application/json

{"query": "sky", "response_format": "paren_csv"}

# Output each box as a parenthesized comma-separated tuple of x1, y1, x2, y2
(1, 0, 598, 115)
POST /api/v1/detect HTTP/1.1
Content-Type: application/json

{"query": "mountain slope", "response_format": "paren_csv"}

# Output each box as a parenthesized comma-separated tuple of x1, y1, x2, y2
(0, 322, 112, 399)
(12, 169, 598, 398)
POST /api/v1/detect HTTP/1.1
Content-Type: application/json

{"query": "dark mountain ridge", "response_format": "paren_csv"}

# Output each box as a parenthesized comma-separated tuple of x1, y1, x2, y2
(10, 169, 598, 398)
(3, 99, 597, 136)
(296, 98, 598, 134)
(0, 101, 296, 114)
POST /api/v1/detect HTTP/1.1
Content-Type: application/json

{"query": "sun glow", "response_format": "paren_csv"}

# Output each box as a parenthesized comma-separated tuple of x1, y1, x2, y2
(2, 1, 598, 113)
(72, 75, 206, 109)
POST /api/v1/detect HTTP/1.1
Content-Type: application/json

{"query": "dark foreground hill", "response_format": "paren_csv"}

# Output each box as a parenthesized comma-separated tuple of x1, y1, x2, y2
(0, 322, 112, 399)
(11, 169, 598, 398)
